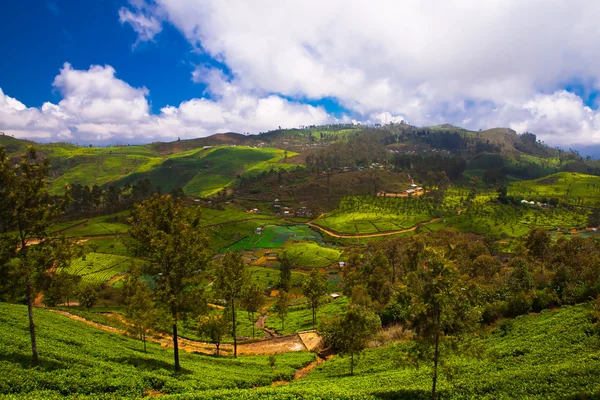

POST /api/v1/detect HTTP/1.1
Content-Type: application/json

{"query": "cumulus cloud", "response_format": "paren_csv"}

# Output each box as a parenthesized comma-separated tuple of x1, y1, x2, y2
(117, 0, 600, 146)
(0, 63, 334, 144)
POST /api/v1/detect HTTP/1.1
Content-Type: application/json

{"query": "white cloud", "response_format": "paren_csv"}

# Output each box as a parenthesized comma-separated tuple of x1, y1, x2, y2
(118, 0, 163, 45)
(0, 64, 334, 144)
(117, 0, 600, 146)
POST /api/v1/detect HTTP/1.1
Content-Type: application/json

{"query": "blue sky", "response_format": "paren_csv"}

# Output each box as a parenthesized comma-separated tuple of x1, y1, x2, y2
(0, 0, 207, 110)
(2, 0, 600, 149)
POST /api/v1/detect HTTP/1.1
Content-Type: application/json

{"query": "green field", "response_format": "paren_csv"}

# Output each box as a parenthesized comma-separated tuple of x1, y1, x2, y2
(315, 196, 434, 234)
(30, 143, 299, 198)
(283, 242, 341, 268)
(0, 302, 314, 399)
(442, 188, 589, 237)
(226, 225, 324, 251)
(509, 172, 600, 205)
(248, 266, 307, 289)
(62, 213, 131, 238)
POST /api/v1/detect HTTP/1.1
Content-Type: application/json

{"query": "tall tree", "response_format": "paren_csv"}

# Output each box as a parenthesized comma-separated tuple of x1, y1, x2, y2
(0, 146, 71, 366)
(320, 304, 381, 375)
(302, 269, 329, 329)
(127, 194, 209, 371)
(278, 251, 293, 291)
(122, 267, 159, 353)
(214, 251, 249, 358)
(402, 248, 480, 400)
(242, 283, 266, 339)
(274, 290, 291, 331)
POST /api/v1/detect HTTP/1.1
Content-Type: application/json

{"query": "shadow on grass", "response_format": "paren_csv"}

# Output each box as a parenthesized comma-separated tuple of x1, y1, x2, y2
(110, 355, 193, 374)
(0, 351, 69, 371)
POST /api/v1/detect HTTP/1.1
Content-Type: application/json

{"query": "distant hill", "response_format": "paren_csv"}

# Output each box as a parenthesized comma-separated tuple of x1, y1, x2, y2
(149, 132, 254, 155)
(3, 124, 599, 197)
(0, 134, 36, 154)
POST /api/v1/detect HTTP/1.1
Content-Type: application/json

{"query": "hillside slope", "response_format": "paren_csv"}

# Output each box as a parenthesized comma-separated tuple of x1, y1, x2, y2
(0, 302, 314, 399)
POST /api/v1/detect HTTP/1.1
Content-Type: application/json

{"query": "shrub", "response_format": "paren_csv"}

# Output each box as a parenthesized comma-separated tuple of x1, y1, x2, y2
(507, 292, 532, 317)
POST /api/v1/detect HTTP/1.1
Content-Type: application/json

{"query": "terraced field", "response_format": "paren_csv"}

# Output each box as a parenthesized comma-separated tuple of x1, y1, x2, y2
(227, 225, 324, 251)
(315, 196, 434, 234)
(65, 252, 140, 288)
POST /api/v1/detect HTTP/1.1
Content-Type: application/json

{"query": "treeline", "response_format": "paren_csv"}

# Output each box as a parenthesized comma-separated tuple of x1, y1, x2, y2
(305, 133, 387, 171)
(65, 179, 162, 218)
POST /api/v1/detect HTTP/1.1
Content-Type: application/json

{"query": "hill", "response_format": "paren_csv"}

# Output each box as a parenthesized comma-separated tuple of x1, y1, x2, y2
(0, 134, 36, 154)
(1, 302, 598, 399)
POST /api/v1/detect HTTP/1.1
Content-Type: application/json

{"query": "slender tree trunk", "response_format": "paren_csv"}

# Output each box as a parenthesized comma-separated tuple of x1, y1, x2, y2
(143, 332, 147, 353)
(173, 323, 180, 372)
(251, 311, 255, 339)
(232, 301, 237, 358)
(432, 311, 441, 400)
(216, 343, 220, 356)
(312, 304, 316, 329)
(26, 276, 39, 366)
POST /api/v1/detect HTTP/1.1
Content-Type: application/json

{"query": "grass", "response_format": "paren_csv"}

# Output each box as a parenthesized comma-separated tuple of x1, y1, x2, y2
(62, 213, 130, 238)
(64, 253, 141, 288)
(283, 242, 341, 268)
(0, 302, 315, 399)
(165, 304, 600, 399)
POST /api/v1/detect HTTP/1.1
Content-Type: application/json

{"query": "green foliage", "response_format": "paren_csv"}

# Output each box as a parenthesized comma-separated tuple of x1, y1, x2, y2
(198, 313, 230, 356)
(302, 270, 329, 330)
(274, 290, 291, 331)
(128, 194, 210, 371)
(0, 302, 315, 398)
(76, 284, 98, 311)
(214, 251, 250, 357)
(317, 196, 434, 234)
(320, 304, 381, 375)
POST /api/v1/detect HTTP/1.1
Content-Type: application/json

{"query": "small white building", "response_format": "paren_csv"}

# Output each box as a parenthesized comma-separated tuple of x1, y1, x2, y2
(330, 293, 341, 300)
(338, 261, 346, 267)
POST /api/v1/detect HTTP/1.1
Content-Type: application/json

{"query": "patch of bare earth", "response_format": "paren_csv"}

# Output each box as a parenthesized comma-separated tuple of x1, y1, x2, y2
(47, 309, 319, 356)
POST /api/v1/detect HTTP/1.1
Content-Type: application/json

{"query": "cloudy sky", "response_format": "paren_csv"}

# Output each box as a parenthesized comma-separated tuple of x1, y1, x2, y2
(2, 0, 600, 149)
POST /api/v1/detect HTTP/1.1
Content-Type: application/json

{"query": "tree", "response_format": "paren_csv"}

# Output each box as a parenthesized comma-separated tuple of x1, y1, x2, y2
(525, 229, 552, 263)
(274, 290, 291, 331)
(122, 267, 158, 352)
(242, 283, 266, 339)
(302, 269, 329, 329)
(198, 313, 230, 356)
(43, 270, 81, 307)
(77, 284, 98, 311)
(0, 146, 71, 366)
(214, 251, 249, 358)
(278, 251, 293, 291)
(127, 194, 210, 371)
(401, 248, 480, 400)
(320, 304, 381, 375)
